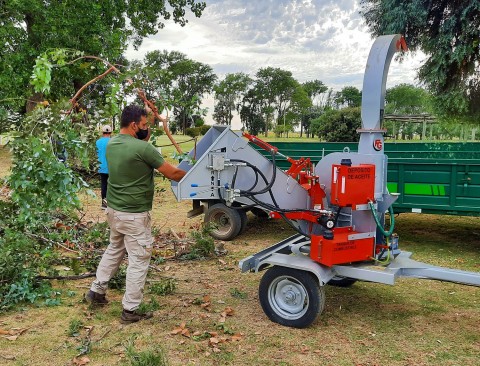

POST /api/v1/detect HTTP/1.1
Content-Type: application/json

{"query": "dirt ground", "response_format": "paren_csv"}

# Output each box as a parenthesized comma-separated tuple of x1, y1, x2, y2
(0, 147, 479, 365)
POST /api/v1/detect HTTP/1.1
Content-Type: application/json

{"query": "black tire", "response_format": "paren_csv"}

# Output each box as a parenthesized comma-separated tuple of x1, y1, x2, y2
(250, 207, 269, 218)
(258, 266, 325, 328)
(204, 203, 242, 241)
(327, 276, 357, 287)
(238, 209, 248, 234)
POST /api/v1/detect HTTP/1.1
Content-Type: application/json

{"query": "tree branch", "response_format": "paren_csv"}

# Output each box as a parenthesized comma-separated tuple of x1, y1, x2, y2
(25, 232, 80, 254)
(68, 66, 118, 114)
(66, 56, 122, 73)
(37, 272, 96, 280)
(137, 89, 183, 154)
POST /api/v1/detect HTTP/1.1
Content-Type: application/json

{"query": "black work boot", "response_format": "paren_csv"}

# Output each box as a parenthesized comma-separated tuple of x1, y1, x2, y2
(84, 290, 109, 306)
(121, 309, 153, 324)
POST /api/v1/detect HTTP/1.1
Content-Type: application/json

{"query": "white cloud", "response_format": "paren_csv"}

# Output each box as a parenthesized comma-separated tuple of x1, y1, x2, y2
(125, 0, 426, 128)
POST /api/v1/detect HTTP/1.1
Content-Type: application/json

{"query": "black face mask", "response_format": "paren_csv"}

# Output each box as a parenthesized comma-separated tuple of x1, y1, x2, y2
(136, 128, 149, 140)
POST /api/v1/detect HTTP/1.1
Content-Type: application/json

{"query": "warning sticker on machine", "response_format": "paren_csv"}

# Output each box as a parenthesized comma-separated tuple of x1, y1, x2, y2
(333, 242, 357, 251)
(347, 167, 372, 180)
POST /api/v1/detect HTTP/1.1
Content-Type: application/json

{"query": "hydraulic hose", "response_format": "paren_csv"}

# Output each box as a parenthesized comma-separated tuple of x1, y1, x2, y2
(222, 154, 326, 238)
(368, 201, 395, 237)
(231, 163, 259, 192)
(231, 151, 277, 196)
(230, 158, 325, 214)
(227, 158, 278, 208)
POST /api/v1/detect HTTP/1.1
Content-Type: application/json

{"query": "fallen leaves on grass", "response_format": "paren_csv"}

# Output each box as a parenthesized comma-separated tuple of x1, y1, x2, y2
(191, 294, 212, 311)
(0, 328, 29, 341)
(170, 322, 191, 338)
(72, 356, 90, 365)
(231, 334, 242, 342)
(218, 306, 235, 323)
(0, 354, 16, 361)
(208, 333, 243, 350)
(170, 321, 244, 354)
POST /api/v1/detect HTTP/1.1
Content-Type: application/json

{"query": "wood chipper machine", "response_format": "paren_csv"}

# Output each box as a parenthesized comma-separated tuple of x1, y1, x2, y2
(171, 34, 480, 328)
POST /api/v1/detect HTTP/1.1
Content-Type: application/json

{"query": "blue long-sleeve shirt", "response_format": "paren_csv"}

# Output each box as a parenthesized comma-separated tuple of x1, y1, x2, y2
(96, 137, 110, 174)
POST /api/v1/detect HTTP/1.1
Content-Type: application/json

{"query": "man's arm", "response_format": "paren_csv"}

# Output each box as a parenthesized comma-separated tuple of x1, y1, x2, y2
(157, 162, 186, 182)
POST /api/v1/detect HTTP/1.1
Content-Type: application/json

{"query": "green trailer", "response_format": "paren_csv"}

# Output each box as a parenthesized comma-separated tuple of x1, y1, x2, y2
(254, 141, 480, 217)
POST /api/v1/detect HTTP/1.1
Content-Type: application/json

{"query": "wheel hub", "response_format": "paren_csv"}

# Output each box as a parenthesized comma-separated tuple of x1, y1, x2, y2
(218, 215, 229, 226)
(268, 277, 309, 320)
(283, 286, 301, 305)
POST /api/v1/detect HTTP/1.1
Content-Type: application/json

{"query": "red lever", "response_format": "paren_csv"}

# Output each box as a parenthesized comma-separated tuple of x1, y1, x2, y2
(243, 132, 278, 153)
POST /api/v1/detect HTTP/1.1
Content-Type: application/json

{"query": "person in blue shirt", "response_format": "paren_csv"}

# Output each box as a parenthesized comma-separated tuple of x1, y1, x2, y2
(96, 125, 112, 209)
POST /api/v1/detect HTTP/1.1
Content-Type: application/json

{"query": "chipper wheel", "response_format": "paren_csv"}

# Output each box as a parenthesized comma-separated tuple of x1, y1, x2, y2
(204, 203, 242, 241)
(327, 276, 357, 287)
(238, 208, 248, 234)
(259, 266, 325, 328)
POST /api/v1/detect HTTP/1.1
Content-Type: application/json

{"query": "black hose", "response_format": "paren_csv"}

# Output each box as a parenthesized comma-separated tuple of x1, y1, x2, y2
(229, 158, 279, 207)
(231, 162, 259, 192)
(231, 151, 277, 196)
(221, 153, 322, 237)
(333, 206, 342, 226)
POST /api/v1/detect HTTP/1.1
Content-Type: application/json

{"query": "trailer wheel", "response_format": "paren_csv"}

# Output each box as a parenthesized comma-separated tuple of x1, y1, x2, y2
(250, 207, 269, 218)
(204, 203, 242, 241)
(259, 266, 325, 328)
(238, 209, 248, 233)
(328, 276, 357, 287)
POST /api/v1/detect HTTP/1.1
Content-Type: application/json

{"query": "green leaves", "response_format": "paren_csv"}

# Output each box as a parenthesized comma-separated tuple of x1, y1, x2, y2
(139, 50, 217, 132)
(30, 55, 53, 94)
(7, 106, 96, 223)
(213, 73, 252, 125)
(360, 0, 480, 121)
(2, 0, 207, 114)
(311, 107, 362, 142)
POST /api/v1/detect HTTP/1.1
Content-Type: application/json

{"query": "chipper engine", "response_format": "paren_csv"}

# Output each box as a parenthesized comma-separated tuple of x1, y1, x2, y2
(171, 34, 480, 328)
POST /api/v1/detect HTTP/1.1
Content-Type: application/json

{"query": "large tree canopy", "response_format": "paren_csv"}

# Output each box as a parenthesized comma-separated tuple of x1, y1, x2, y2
(385, 83, 431, 115)
(213, 72, 252, 125)
(0, 0, 206, 111)
(360, 0, 480, 121)
(334, 86, 362, 108)
(141, 50, 217, 132)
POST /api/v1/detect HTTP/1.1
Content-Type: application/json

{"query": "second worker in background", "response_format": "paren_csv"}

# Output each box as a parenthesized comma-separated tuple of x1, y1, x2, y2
(96, 124, 112, 209)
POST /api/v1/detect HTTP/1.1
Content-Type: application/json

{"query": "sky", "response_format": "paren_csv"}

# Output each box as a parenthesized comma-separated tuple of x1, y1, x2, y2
(125, 0, 426, 128)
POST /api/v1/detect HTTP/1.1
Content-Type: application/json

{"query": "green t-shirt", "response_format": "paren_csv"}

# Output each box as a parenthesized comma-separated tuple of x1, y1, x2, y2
(106, 134, 164, 212)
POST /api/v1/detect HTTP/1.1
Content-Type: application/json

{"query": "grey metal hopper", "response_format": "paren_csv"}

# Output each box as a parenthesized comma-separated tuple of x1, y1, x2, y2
(171, 125, 310, 211)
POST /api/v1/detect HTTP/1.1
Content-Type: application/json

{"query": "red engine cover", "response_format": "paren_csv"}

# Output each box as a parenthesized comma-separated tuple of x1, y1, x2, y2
(330, 164, 375, 208)
(310, 227, 374, 266)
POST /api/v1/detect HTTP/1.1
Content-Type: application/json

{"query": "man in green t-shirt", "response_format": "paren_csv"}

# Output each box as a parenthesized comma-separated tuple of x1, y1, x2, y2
(86, 105, 186, 324)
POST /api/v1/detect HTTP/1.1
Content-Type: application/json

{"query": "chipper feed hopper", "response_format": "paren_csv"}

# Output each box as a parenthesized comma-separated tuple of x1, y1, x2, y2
(171, 34, 480, 328)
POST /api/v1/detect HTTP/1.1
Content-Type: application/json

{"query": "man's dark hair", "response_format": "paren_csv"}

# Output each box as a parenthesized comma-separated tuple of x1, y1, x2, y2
(120, 105, 147, 128)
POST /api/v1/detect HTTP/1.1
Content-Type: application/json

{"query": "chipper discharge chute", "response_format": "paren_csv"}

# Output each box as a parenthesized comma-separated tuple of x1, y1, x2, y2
(172, 34, 480, 328)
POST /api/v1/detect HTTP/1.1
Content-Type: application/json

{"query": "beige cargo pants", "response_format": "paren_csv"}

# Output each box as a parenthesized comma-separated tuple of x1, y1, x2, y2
(90, 207, 153, 311)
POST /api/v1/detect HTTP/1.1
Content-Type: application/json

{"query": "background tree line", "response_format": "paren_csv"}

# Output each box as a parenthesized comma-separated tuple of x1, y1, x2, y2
(2, 0, 480, 142)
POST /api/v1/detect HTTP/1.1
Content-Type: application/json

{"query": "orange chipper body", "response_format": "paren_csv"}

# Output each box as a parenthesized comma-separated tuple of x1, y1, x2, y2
(244, 132, 378, 267)
(330, 164, 375, 208)
(310, 163, 376, 266)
